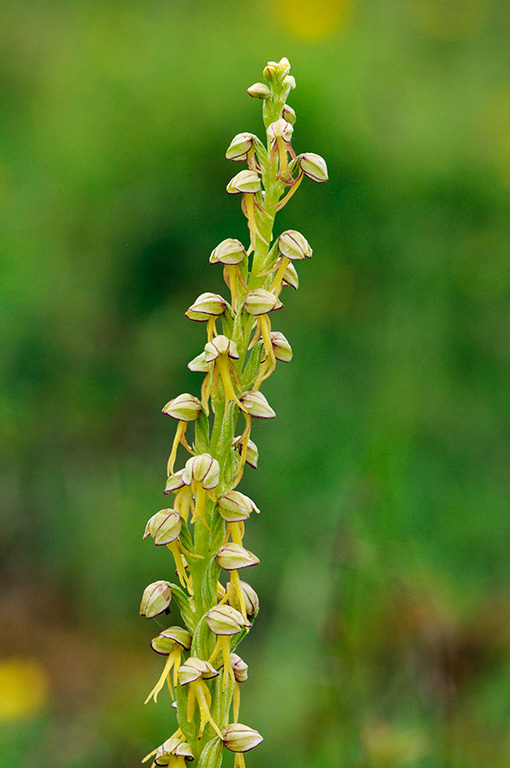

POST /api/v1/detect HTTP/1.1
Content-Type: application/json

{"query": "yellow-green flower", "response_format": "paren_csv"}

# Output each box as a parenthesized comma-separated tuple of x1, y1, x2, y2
(178, 658, 222, 740)
(145, 627, 192, 703)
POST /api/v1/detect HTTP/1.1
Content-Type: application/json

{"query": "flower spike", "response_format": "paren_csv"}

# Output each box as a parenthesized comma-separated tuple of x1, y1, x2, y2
(139, 57, 327, 766)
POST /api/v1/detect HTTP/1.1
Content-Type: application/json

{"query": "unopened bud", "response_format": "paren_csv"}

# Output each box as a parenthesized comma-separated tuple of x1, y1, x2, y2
(283, 74, 296, 90)
(226, 132, 256, 161)
(178, 657, 219, 685)
(240, 390, 276, 419)
(247, 82, 271, 99)
(210, 238, 246, 265)
(143, 509, 181, 545)
(216, 542, 260, 570)
(222, 723, 263, 753)
(267, 118, 294, 143)
(162, 393, 202, 422)
(183, 453, 220, 489)
(226, 170, 261, 195)
(299, 152, 328, 183)
(217, 491, 260, 522)
(278, 57, 291, 75)
(140, 581, 172, 619)
(244, 288, 283, 316)
(204, 334, 239, 362)
(270, 331, 293, 362)
(278, 230, 312, 260)
(264, 56, 291, 81)
(230, 653, 249, 682)
(151, 626, 192, 655)
(186, 292, 227, 321)
(282, 104, 296, 125)
(207, 605, 250, 636)
(263, 61, 279, 81)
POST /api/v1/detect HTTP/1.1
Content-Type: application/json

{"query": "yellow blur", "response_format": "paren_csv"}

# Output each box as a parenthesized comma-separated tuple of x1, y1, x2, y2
(276, 0, 351, 40)
(0, 658, 50, 721)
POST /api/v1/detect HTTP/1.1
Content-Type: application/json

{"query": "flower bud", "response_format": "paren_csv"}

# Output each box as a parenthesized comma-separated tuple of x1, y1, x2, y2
(262, 57, 290, 82)
(178, 657, 219, 685)
(267, 118, 294, 143)
(240, 390, 276, 419)
(230, 653, 248, 682)
(270, 331, 293, 362)
(143, 509, 182, 545)
(226, 170, 261, 195)
(299, 152, 328, 183)
(210, 238, 246, 265)
(222, 723, 263, 753)
(243, 288, 283, 316)
(282, 261, 299, 290)
(183, 453, 220, 489)
(283, 74, 296, 90)
(187, 351, 209, 373)
(278, 230, 312, 260)
(227, 579, 260, 617)
(263, 60, 279, 81)
(162, 393, 202, 422)
(204, 334, 239, 361)
(226, 133, 256, 161)
(233, 436, 258, 468)
(185, 292, 227, 321)
(207, 605, 250, 636)
(164, 469, 186, 493)
(140, 581, 172, 619)
(278, 57, 291, 76)
(282, 104, 296, 125)
(217, 491, 260, 522)
(247, 82, 271, 99)
(151, 626, 192, 655)
(216, 543, 260, 571)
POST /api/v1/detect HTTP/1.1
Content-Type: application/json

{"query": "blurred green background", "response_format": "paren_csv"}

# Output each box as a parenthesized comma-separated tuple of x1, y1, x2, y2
(1, 0, 510, 766)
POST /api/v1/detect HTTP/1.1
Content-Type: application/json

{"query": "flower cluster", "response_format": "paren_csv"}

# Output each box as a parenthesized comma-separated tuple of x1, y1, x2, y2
(140, 57, 327, 768)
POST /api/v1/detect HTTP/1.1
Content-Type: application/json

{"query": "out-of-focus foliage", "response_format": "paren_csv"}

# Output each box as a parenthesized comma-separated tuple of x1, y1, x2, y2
(1, 0, 509, 766)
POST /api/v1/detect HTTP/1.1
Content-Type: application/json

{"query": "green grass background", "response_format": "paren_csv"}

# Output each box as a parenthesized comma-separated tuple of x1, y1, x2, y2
(1, 0, 509, 766)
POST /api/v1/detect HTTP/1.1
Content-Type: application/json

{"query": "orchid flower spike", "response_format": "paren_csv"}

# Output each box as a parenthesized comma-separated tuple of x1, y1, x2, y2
(139, 57, 327, 767)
